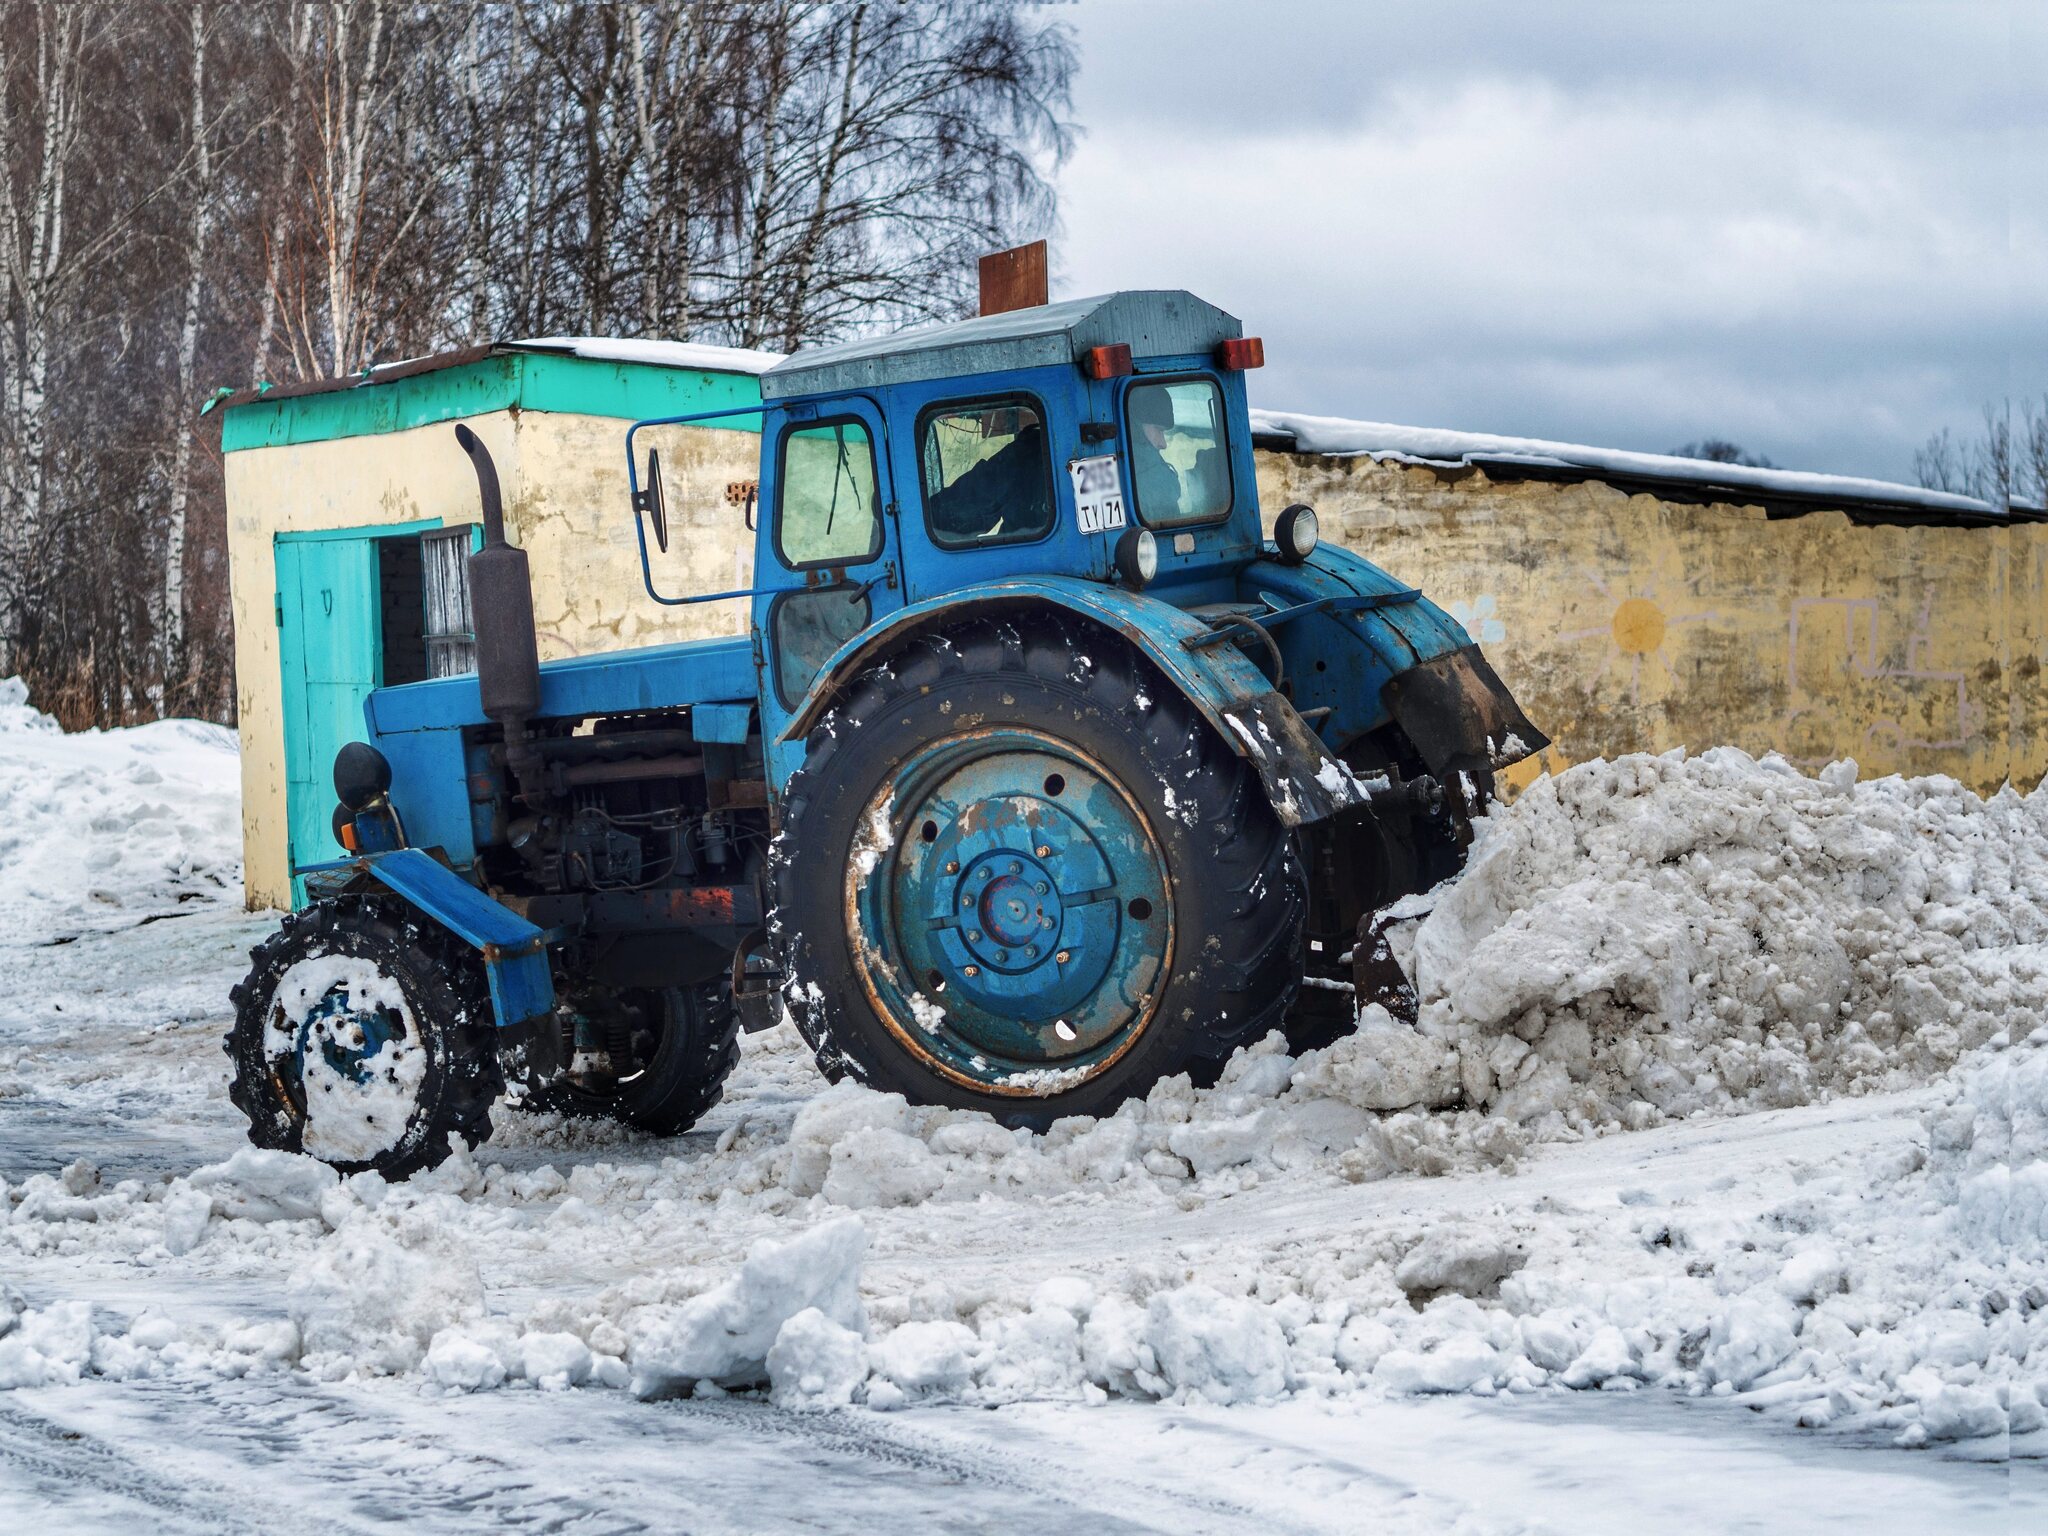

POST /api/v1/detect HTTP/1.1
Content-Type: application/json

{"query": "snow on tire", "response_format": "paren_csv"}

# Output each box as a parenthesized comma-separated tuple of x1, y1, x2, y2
(226, 896, 501, 1180)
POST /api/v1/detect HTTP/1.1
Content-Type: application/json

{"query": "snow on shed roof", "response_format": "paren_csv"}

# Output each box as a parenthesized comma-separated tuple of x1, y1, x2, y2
(213, 336, 780, 413)
(1249, 409, 2022, 523)
(501, 336, 783, 374)
(761, 291, 1239, 401)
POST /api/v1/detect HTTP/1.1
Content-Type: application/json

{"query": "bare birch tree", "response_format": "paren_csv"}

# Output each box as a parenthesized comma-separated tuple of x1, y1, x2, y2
(159, 0, 222, 683)
(0, 5, 102, 669)
(0, 0, 1074, 723)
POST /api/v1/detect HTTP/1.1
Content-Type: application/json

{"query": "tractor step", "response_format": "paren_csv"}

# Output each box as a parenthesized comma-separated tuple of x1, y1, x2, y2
(730, 930, 784, 1033)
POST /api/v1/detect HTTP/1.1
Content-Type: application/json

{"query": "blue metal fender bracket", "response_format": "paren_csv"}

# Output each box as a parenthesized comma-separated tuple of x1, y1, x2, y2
(358, 848, 556, 1031)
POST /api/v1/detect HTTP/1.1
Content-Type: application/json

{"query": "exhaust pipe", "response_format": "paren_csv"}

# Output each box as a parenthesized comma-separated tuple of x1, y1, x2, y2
(454, 424, 544, 803)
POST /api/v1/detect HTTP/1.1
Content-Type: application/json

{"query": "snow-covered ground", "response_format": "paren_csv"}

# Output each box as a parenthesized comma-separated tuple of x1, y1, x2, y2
(0, 678, 2039, 1532)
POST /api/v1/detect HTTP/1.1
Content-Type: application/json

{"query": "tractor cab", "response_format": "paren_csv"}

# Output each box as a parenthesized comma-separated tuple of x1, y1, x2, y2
(631, 292, 1274, 785)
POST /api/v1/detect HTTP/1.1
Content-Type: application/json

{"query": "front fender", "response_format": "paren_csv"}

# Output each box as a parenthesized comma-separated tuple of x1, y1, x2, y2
(1242, 548, 1546, 777)
(781, 576, 1369, 828)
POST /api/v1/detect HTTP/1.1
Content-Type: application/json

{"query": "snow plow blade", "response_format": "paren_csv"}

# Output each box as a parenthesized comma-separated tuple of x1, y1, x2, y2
(1381, 645, 1548, 782)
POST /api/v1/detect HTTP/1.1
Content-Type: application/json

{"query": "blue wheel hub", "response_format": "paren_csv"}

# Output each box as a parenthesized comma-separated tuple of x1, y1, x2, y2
(848, 731, 1173, 1092)
(956, 852, 1064, 970)
(291, 985, 404, 1087)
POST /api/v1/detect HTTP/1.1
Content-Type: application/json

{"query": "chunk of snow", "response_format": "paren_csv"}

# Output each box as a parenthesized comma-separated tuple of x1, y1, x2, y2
(767, 1307, 869, 1408)
(1143, 1286, 1287, 1405)
(287, 1219, 484, 1375)
(628, 1216, 866, 1396)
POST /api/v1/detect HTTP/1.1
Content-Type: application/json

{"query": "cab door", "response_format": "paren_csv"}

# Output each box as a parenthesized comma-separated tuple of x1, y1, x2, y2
(751, 398, 903, 788)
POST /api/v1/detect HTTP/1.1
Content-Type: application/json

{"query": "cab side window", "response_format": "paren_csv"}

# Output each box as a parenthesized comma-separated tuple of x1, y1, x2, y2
(775, 419, 881, 569)
(919, 397, 1054, 548)
(1124, 378, 1232, 527)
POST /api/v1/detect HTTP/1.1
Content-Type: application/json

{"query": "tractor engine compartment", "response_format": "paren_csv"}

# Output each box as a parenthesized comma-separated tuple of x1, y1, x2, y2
(462, 708, 772, 998)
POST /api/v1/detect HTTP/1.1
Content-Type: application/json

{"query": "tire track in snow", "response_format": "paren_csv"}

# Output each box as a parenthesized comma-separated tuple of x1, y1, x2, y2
(0, 1398, 284, 1536)
(672, 1398, 1344, 1535)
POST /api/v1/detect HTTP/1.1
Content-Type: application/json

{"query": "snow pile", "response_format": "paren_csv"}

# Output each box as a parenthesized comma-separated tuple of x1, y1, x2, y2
(1, 736, 2037, 1456)
(590, 1035, 2042, 1444)
(291, 1214, 486, 1375)
(1397, 749, 2045, 1132)
(0, 676, 241, 942)
(0, 675, 60, 734)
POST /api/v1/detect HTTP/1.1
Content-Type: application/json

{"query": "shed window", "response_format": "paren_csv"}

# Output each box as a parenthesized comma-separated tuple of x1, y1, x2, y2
(919, 396, 1054, 548)
(1125, 378, 1232, 527)
(420, 526, 477, 678)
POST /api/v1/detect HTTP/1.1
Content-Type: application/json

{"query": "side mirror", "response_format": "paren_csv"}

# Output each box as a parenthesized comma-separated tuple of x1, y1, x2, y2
(633, 447, 669, 552)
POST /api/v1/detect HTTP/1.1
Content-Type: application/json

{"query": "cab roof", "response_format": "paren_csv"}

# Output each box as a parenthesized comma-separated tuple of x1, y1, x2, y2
(759, 290, 1241, 402)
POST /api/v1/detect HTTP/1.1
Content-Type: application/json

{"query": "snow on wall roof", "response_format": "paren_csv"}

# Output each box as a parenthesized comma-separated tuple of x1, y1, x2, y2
(1249, 408, 2013, 522)
(501, 336, 784, 375)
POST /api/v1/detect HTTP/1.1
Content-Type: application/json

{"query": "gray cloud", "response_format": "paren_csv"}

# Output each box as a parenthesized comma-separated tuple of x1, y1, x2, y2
(1053, 0, 2045, 483)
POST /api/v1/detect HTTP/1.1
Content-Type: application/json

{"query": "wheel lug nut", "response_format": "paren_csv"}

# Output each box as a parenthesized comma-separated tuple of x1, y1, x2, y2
(969, 930, 983, 943)
(1025, 945, 1038, 959)
(961, 893, 973, 907)
(1006, 860, 1021, 874)
(1033, 881, 1048, 895)
(996, 948, 1009, 961)
(1039, 915, 1054, 929)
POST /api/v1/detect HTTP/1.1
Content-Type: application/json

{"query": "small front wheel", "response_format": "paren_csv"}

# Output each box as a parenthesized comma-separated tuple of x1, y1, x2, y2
(226, 897, 500, 1179)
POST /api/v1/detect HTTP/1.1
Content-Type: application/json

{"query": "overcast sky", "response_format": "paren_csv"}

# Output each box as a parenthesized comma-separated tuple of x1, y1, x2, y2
(1051, 1, 2045, 484)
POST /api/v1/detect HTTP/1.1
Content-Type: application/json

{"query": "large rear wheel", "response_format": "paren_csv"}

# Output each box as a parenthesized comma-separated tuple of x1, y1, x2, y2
(774, 619, 1305, 1126)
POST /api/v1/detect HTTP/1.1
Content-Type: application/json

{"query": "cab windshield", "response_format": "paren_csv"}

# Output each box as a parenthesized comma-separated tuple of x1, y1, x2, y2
(1124, 378, 1232, 527)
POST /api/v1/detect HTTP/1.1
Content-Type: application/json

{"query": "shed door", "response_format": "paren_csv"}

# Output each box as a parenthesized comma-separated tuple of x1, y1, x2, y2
(274, 520, 441, 905)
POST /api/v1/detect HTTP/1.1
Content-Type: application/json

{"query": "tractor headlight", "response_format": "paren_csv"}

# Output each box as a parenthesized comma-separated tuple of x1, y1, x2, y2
(1115, 527, 1159, 589)
(1274, 503, 1319, 564)
(333, 742, 393, 812)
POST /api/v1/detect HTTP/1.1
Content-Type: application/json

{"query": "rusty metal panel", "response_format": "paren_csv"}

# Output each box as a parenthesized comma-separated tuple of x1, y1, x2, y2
(979, 240, 1049, 316)
(1380, 644, 1552, 779)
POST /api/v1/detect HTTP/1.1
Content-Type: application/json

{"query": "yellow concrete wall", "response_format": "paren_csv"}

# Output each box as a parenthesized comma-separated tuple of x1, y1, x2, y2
(225, 410, 759, 910)
(1256, 453, 2048, 798)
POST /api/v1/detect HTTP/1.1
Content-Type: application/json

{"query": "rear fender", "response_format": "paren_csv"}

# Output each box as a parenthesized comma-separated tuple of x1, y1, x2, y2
(781, 576, 1367, 828)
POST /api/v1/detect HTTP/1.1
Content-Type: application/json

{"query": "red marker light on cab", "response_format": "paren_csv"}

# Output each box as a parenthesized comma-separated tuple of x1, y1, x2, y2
(1216, 337, 1265, 371)
(1081, 343, 1134, 379)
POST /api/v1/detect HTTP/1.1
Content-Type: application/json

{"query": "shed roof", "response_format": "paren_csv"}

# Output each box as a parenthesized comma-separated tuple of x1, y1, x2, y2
(215, 338, 779, 452)
(215, 336, 779, 414)
(760, 290, 1240, 401)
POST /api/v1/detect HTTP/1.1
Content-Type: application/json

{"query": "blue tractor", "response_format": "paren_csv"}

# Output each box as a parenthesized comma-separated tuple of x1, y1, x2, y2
(228, 291, 1544, 1177)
